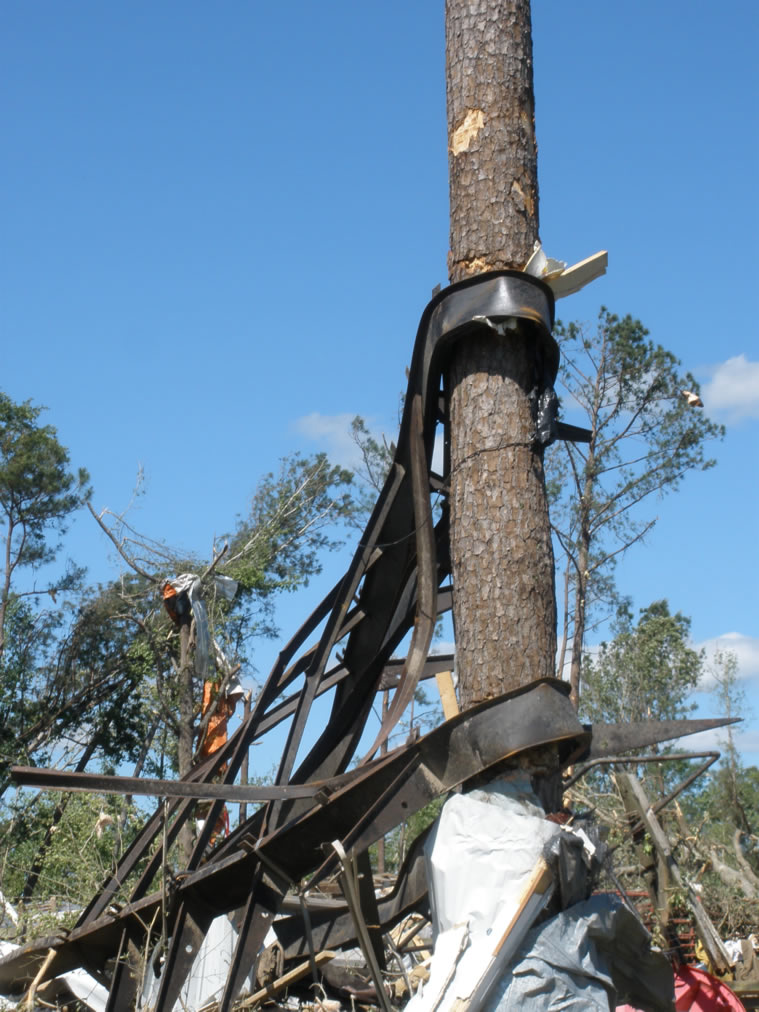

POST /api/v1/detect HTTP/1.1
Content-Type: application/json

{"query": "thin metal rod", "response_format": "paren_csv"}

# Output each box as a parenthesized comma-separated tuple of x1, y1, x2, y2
(564, 751, 719, 788)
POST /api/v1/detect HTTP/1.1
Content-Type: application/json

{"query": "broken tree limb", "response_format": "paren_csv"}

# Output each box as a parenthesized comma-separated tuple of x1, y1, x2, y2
(616, 772, 730, 973)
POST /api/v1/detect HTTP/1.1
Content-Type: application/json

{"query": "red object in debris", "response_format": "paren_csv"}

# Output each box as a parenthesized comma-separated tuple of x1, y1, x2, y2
(545, 809, 572, 825)
(673, 965, 745, 1011)
(615, 966, 745, 1012)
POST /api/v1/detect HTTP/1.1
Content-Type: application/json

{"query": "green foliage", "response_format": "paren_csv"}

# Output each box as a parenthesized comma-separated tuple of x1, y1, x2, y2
(374, 796, 445, 874)
(708, 649, 753, 822)
(0, 579, 156, 801)
(0, 597, 60, 774)
(224, 451, 354, 598)
(348, 415, 395, 523)
(0, 789, 140, 938)
(681, 755, 759, 936)
(547, 309, 724, 698)
(0, 397, 373, 922)
(694, 765, 759, 849)
(57, 581, 157, 765)
(685, 651, 759, 886)
(67, 449, 357, 784)
(580, 600, 702, 725)
(0, 390, 96, 796)
(574, 629, 758, 940)
(0, 392, 90, 618)
(575, 599, 705, 824)
(213, 451, 356, 654)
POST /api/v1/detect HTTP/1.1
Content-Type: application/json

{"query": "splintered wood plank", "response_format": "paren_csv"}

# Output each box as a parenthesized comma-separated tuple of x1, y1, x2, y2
(239, 950, 336, 1008)
(435, 670, 460, 720)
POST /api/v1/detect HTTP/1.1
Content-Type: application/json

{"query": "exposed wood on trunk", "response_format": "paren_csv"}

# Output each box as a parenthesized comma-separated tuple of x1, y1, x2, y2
(446, 0, 538, 282)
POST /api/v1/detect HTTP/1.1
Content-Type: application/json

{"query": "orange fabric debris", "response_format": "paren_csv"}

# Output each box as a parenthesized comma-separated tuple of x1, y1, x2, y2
(197, 679, 234, 761)
(161, 581, 183, 626)
(196, 678, 239, 846)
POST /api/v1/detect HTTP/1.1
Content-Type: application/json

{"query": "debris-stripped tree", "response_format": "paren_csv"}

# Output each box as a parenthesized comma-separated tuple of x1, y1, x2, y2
(445, 0, 556, 708)
(548, 310, 724, 706)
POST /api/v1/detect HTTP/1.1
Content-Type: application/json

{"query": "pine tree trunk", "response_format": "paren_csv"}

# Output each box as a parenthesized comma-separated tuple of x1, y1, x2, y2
(568, 534, 589, 710)
(446, 0, 556, 707)
(568, 359, 601, 709)
(177, 614, 194, 863)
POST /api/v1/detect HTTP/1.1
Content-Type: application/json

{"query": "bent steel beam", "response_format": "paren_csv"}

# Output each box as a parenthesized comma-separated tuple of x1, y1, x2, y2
(0, 273, 728, 1008)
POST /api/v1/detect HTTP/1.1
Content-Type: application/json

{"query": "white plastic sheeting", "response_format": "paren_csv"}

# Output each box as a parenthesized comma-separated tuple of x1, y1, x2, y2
(407, 774, 560, 1012)
(0, 894, 18, 930)
(406, 774, 675, 1012)
(57, 967, 109, 1011)
(0, 914, 250, 1010)
(167, 573, 238, 682)
(0, 943, 108, 1011)
(141, 913, 253, 1011)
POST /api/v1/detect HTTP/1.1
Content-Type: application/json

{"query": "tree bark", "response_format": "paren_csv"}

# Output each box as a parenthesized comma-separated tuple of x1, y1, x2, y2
(446, 0, 555, 707)
(568, 504, 591, 710)
(447, 0, 538, 282)
(177, 613, 194, 863)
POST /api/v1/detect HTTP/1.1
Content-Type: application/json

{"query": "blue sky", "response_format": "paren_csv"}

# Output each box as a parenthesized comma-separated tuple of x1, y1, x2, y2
(2, 2, 757, 765)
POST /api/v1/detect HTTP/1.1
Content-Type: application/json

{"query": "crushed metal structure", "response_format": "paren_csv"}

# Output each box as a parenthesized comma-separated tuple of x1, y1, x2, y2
(0, 273, 736, 1009)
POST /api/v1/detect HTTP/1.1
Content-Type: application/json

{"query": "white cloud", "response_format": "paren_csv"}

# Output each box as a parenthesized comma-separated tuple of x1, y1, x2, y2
(293, 412, 365, 470)
(430, 640, 455, 657)
(674, 723, 759, 756)
(701, 354, 759, 421)
(295, 411, 444, 483)
(695, 632, 759, 691)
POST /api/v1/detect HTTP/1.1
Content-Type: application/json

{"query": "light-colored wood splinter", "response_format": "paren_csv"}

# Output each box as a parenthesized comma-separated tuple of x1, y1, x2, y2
(435, 670, 460, 720)
(238, 950, 337, 1008)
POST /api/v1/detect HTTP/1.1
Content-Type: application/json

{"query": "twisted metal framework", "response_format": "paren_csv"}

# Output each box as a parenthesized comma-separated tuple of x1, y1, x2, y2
(2, 273, 732, 1009)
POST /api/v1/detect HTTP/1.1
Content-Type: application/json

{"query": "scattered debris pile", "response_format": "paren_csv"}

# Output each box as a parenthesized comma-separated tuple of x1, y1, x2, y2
(0, 275, 753, 1011)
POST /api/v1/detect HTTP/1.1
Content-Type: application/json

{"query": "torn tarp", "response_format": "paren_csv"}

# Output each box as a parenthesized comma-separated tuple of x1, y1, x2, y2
(408, 775, 673, 1012)
(161, 573, 239, 681)
(489, 895, 674, 1012)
